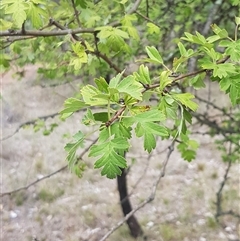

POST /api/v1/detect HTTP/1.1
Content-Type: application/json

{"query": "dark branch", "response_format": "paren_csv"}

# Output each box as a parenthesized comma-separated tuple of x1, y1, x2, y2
(99, 141, 175, 241)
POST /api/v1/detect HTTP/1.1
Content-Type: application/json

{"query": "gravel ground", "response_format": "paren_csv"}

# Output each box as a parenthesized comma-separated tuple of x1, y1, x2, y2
(1, 66, 239, 241)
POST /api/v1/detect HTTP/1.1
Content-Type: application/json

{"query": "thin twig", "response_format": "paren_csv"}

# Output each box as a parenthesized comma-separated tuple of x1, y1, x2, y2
(215, 144, 240, 221)
(71, 0, 81, 27)
(99, 141, 175, 241)
(1, 112, 60, 141)
(0, 28, 95, 37)
(0, 138, 98, 197)
(136, 11, 161, 28)
(195, 95, 235, 121)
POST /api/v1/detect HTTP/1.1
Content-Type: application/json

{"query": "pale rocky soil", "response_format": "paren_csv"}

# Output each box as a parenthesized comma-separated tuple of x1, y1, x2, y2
(1, 65, 240, 241)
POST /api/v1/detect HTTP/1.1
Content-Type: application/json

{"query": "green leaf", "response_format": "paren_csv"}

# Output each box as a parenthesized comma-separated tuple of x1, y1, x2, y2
(145, 46, 163, 64)
(4, 0, 27, 28)
(134, 64, 151, 84)
(71, 42, 88, 64)
(95, 77, 109, 93)
(134, 109, 166, 122)
(93, 112, 109, 123)
(189, 73, 206, 89)
(27, 2, 45, 28)
(60, 98, 88, 119)
(143, 132, 156, 153)
(109, 72, 124, 88)
(116, 75, 143, 100)
(206, 35, 221, 43)
(147, 22, 160, 34)
(111, 122, 132, 139)
(211, 24, 228, 38)
(182, 149, 196, 162)
(213, 63, 236, 78)
(89, 137, 129, 178)
(75, 0, 87, 8)
(141, 122, 169, 137)
(123, 26, 139, 40)
(159, 71, 172, 91)
(81, 85, 109, 106)
(177, 134, 198, 162)
(65, 131, 85, 170)
(219, 40, 240, 62)
(235, 16, 240, 25)
(220, 74, 240, 106)
(178, 42, 187, 56)
(82, 109, 96, 126)
(172, 93, 198, 111)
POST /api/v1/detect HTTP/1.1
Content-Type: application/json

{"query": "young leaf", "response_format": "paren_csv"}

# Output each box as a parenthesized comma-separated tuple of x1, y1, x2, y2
(65, 131, 85, 170)
(81, 85, 109, 106)
(172, 93, 198, 111)
(116, 75, 143, 100)
(134, 109, 166, 122)
(135, 64, 151, 84)
(60, 98, 89, 119)
(145, 46, 163, 64)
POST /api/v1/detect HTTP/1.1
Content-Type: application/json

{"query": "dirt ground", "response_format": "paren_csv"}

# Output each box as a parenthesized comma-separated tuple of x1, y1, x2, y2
(1, 65, 240, 241)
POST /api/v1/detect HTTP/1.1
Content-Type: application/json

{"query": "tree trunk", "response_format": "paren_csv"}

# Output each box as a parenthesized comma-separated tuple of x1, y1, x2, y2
(117, 168, 143, 238)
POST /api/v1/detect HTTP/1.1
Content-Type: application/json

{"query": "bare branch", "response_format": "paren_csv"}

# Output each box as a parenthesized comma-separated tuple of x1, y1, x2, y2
(136, 11, 161, 28)
(1, 112, 60, 141)
(0, 138, 98, 197)
(99, 141, 175, 241)
(195, 95, 235, 121)
(215, 145, 240, 221)
(71, 0, 82, 27)
(0, 28, 95, 37)
(1, 165, 67, 197)
(96, 52, 126, 75)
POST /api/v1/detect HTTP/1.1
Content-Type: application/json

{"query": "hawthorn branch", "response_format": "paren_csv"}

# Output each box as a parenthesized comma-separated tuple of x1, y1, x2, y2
(0, 0, 142, 38)
(142, 55, 230, 93)
(215, 147, 240, 221)
(71, 0, 81, 27)
(136, 11, 161, 28)
(96, 52, 125, 75)
(0, 28, 95, 37)
(99, 141, 175, 241)
(120, 151, 152, 204)
(1, 112, 60, 141)
(193, 113, 240, 145)
(195, 95, 235, 121)
(0, 138, 98, 197)
(105, 106, 126, 127)
(1, 166, 67, 197)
